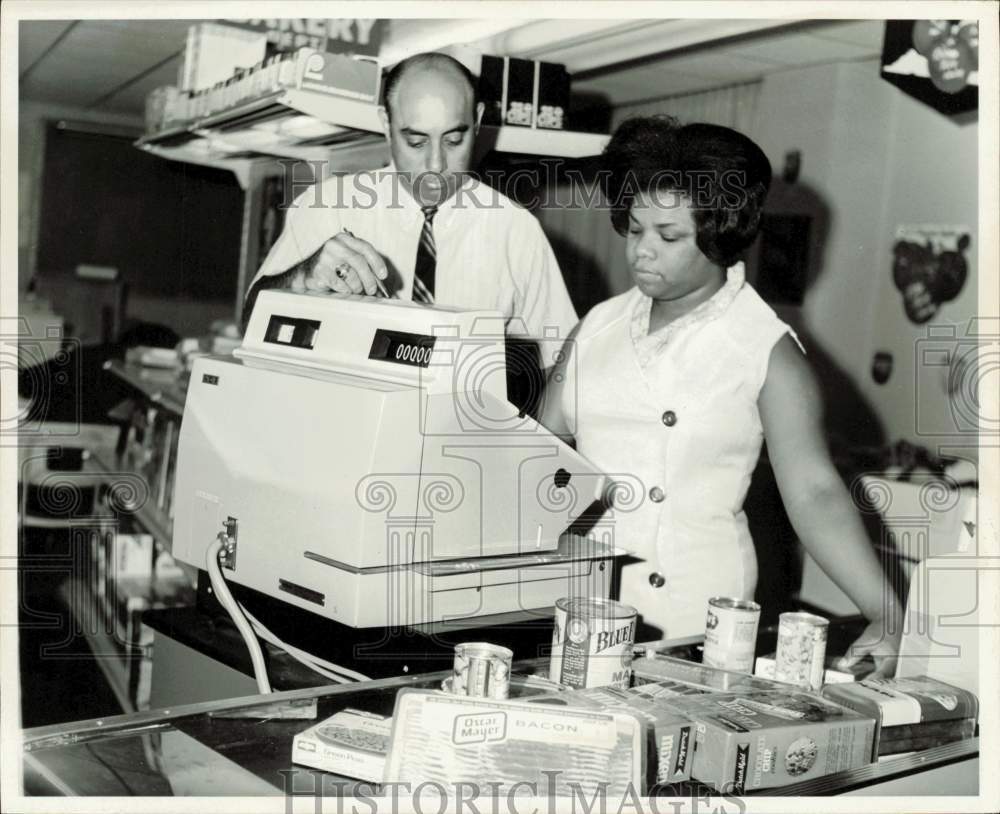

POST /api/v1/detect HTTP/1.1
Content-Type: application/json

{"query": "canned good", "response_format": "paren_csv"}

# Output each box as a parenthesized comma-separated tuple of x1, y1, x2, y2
(451, 643, 512, 699)
(702, 596, 761, 673)
(549, 597, 638, 689)
(774, 612, 829, 691)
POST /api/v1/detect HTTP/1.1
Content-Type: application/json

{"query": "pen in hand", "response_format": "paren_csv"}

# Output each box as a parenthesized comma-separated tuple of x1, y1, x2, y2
(341, 228, 392, 298)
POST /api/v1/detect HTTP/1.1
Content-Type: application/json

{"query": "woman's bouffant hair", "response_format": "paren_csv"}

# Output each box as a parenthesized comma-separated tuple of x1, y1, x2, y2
(602, 115, 772, 268)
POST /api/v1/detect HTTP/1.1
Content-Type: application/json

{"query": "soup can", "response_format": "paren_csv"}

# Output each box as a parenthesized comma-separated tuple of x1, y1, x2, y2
(774, 612, 829, 691)
(451, 643, 512, 699)
(549, 597, 638, 689)
(702, 596, 761, 673)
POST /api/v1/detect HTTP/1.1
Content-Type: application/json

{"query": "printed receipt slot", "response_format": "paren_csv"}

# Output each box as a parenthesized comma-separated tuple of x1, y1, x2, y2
(172, 291, 619, 628)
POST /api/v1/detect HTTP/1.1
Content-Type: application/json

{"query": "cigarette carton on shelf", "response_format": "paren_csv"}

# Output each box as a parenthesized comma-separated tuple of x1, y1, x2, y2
(478, 56, 570, 130)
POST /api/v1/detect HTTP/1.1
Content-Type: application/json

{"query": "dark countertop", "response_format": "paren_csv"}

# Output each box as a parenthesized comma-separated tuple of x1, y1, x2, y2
(21, 648, 979, 799)
(142, 573, 561, 688)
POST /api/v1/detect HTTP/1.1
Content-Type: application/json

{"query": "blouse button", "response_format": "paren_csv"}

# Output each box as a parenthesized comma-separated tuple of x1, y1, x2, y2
(661, 410, 677, 427)
(649, 572, 666, 588)
(649, 486, 665, 503)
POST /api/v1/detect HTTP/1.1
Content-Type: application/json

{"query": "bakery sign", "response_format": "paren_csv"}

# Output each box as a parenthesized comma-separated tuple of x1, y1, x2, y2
(880, 20, 978, 115)
(223, 19, 383, 56)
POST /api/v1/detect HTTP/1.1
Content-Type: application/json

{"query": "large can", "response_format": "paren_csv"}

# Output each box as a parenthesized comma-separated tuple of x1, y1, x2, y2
(549, 597, 638, 689)
(702, 596, 761, 673)
(774, 611, 829, 691)
(451, 643, 513, 699)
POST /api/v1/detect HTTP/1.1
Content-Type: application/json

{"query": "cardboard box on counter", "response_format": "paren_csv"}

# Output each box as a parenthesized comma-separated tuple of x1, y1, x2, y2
(292, 708, 391, 782)
(640, 688, 875, 794)
(822, 675, 978, 757)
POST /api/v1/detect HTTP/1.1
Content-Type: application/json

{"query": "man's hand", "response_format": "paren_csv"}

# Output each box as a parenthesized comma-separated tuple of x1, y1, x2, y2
(293, 232, 389, 295)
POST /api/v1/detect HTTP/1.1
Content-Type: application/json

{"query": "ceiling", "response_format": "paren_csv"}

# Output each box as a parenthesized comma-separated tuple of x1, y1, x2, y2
(575, 20, 885, 104)
(18, 18, 885, 121)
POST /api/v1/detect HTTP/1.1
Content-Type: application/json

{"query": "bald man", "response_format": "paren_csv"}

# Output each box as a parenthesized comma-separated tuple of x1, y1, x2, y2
(244, 52, 577, 341)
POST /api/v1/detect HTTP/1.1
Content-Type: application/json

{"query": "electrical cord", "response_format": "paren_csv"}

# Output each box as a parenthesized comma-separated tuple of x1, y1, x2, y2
(239, 604, 363, 684)
(206, 534, 371, 687)
(206, 536, 272, 694)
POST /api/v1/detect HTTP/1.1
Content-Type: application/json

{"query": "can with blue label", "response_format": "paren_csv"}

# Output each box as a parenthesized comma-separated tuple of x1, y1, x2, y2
(549, 597, 638, 689)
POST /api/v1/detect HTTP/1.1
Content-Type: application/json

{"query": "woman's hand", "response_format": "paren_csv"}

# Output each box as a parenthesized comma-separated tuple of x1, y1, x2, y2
(838, 615, 902, 678)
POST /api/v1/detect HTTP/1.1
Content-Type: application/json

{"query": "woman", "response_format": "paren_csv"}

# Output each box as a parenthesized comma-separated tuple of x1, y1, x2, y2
(542, 116, 901, 675)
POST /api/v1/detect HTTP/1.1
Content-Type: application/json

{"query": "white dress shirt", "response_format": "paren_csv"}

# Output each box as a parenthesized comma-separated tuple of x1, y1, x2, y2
(252, 166, 578, 340)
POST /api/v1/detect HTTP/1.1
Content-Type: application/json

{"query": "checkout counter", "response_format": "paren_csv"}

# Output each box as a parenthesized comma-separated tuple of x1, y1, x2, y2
(19, 292, 984, 801)
(22, 628, 980, 798)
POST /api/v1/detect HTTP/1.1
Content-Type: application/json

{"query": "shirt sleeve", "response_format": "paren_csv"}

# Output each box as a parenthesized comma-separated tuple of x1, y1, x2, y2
(251, 177, 343, 286)
(506, 212, 578, 347)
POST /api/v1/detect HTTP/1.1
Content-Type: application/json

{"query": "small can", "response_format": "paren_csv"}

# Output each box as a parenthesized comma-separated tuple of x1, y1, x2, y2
(451, 643, 513, 699)
(774, 611, 830, 691)
(549, 597, 638, 689)
(702, 596, 761, 673)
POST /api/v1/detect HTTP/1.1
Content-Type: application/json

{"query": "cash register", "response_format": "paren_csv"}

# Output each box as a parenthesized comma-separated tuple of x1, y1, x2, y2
(172, 291, 618, 631)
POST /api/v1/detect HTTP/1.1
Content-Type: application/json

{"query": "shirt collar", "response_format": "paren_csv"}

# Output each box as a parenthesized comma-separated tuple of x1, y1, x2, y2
(382, 163, 476, 229)
(629, 262, 746, 355)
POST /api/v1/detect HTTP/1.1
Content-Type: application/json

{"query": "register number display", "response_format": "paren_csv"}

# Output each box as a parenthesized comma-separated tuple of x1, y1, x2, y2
(368, 329, 437, 368)
(264, 315, 321, 349)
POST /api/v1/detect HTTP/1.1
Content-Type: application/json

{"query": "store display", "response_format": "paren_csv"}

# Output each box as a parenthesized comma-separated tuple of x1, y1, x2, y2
(145, 47, 381, 135)
(702, 597, 761, 673)
(640, 688, 875, 793)
(180, 23, 268, 93)
(822, 675, 978, 756)
(549, 597, 637, 689)
(292, 708, 392, 782)
(774, 612, 829, 691)
(385, 690, 645, 797)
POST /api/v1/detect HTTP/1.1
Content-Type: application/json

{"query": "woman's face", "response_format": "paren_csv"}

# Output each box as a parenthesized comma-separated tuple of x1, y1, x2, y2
(626, 189, 725, 302)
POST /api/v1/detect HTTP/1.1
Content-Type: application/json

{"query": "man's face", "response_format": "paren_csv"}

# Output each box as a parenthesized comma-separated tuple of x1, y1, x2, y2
(380, 68, 483, 208)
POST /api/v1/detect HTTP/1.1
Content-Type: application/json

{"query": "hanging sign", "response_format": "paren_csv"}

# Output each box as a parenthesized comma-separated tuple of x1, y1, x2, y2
(223, 19, 383, 56)
(881, 20, 978, 114)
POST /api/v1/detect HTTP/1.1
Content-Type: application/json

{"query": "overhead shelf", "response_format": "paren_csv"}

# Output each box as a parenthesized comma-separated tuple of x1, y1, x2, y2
(137, 86, 608, 185)
(136, 88, 387, 186)
(480, 125, 608, 159)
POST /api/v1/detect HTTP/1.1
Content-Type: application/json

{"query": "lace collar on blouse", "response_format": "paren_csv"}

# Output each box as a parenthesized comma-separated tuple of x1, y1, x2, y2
(629, 262, 746, 365)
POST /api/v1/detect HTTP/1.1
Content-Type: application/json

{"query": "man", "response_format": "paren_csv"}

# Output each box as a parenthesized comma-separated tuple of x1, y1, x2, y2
(244, 52, 577, 343)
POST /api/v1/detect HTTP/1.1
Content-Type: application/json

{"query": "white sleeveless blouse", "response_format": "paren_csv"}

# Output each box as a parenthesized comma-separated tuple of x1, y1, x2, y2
(564, 264, 799, 638)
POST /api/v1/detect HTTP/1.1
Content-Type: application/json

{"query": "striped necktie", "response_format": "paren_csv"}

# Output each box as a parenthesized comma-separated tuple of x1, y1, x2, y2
(412, 206, 437, 304)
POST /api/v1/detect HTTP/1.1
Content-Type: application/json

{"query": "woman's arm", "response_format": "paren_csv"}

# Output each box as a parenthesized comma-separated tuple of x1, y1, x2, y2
(759, 336, 902, 675)
(537, 321, 581, 446)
